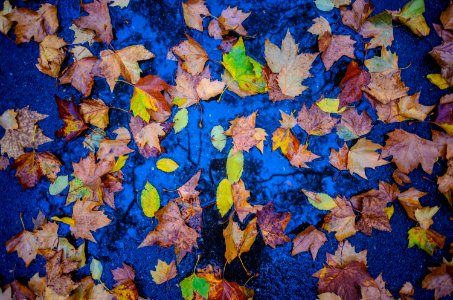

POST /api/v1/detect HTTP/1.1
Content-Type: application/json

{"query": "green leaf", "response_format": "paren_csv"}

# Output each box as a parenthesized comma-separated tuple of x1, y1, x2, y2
(156, 158, 179, 173)
(226, 149, 243, 183)
(222, 37, 267, 94)
(66, 178, 92, 205)
(49, 175, 69, 196)
(90, 258, 103, 281)
(141, 182, 160, 218)
(210, 125, 226, 152)
(364, 48, 398, 73)
(216, 179, 233, 217)
(314, 0, 334, 11)
(397, 0, 430, 37)
(407, 227, 445, 256)
(130, 87, 157, 122)
(180, 274, 209, 300)
(173, 108, 189, 133)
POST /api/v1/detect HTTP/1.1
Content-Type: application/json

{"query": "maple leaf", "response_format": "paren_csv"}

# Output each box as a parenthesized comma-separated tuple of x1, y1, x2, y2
(223, 216, 257, 264)
(182, 0, 210, 31)
(112, 262, 135, 287)
(360, 11, 394, 49)
(308, 16, 331, 36)
(297, 104, 338, 136)
(195, 77, 226, 100)
(79, 99, 110, 129)
(12, 151, 61, 189)
(0, 0, 13, 35)
(322, 197, 357, 241)
(399, 282, 414, 299)
(72, 153, 114, 195)
(218, 6, 250, 36)
(397, 188, 425, 220)
(381, 129, 441, 174)
(0, 109, 17, 130)
(130, 117, 171, 158)
(264, 30, 317, 99)
(314, 241, 376, 300)
(151, 260, 177, 284)
(41, 249, 79, 296)
(0, 106, 52, 159)
(55, 96, 89, 141)
(95, 45, 154, 91)
(365, 47, 399, 74)
(340, 0, 373, 31)
(256, 202, 290, 248)
(6, 3, 58, 43)
(70, 24, 95, 45)
(180, 273, 209, 300)
(97, 127, 133, 162)
(73, 0, 113, 44)
(422, 258, 453, 300)
(435, 94, 453, 135)
(339, 60, 371, 108)
(172, 34, 208, 75)
(231, 180, 262, 222)
(292, 225, 327, 260)
(69, 199, 112, 242)
(139, 201, 198, 263)
(59, 54, 98, 97)
(289, 142, 320, 168)
(36, 35, 67, 78)
(363, 71, 409, 105)
(336, 108, 373, 141)
(174, 171, 203, 233)
(130, 75, 171, 123)
(408, 226, 445, 256)
(222, 37, 267, 96)
(318, 31, 356, 71)
(5, 221, 58, 267)
(224, 112, 267, 154)
(360, 274, 394, 300)
(430, 41, 453, 86)
(272, 127, 299, 158)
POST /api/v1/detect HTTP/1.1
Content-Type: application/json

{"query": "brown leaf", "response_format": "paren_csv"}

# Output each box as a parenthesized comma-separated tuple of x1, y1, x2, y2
(135, 122, 166, 153)
(169, 64, 210, 108)
(208, 279, 248, 300)
(182, 0, 210, 31)
(130, 117, 172, 158)
(70, 199, 112, 242)
(59, 56, 98, 97)
(95, 45, 154, 91)
(151, 260, 177, 285)
(355, 197, 391, 235)
(72, 153, 114, 195)
(232, 180, 262, 222)
(336, 108, 373, 141)
(289, 142, 320, 168)
(9, 281, 35, 299)
(79, 99, 110, 129)
(174, 171, 203, 233)
(0, 106, 52, 159)
(422, 258, 453, 300)
(339, 60, 371, 107)
(55, 96, 88, 141)
(6, 221, 58, 267)
(329, 143, 349, 171)
(399, 282, 414, 300)
(196, 77, 226, 100)
(208, 19, 222, 39)
(318, 31, 356, 71)
(398, 188, 425, 220)
(435, 93, 453, 130)
(360, 274, 393, 300)
(441, 2, 453, 30)
(218, 6, 250, 36)
(256, 202, 290, 248)
(340, 0, 373, 31)
(73, 0, 113, 44)
(347, 138, 389, 179)
(322, 197, 357, 241)
(314, 241, 376, 300)
(297, 104, 338, 136)
(172, 34, 208, 75)
(7, 3, 58, 43)
(97, 127, 133, 161)
(42, 249, 79, 296)
(360, 11, 394, 49)
(12, 151, 61, 189)
(381, 129, 442, 174)
(292, 225, 327, 260)
(223, 216, 257, 264)
(393, 169, 411, 185)
(139, 201, 198, 263)
(264, 30, 317, 99)
(112, 263, 135, 287)
(36, 35, 67, 77)
(363, 71, 409, 104)
(224, 112, 267, 153)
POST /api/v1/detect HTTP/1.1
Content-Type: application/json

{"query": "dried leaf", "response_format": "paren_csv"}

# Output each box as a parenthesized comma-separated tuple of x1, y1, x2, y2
(182, 0, 210, 31)
(292, 225, 327, 260)
(12, 151, 61, 189)
(151, 260, 177, 284)
(73, 0, 113, 44)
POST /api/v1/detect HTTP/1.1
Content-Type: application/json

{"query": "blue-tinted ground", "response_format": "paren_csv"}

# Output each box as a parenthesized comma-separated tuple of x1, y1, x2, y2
(0, 0, 452, 299)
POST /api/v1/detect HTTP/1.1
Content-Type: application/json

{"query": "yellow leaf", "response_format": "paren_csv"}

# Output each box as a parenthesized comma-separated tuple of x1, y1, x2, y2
(156, 158, 179, 173)
(216, 179, 233, 217)
(301, 189, 338, 210)
(51, 216, 75, 226)
(112, 155, 128, 172)
(427, 74, 450, 90)
(316, 98, 346, 113)
(385, 205, 394, 220)
(130, 87, 158, 122)
(226, 149, 243, 183)
(151, 259, 177, 284)
(141, 182, 160, 218)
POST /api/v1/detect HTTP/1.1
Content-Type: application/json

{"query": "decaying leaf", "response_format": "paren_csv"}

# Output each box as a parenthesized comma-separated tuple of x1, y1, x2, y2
(256, 202, 290, 248)
(73, 0, 113, 44)
(340, 0, 373, 31)
(182, 0, 210, 31)
(36, 35, 67, 77)
(360, 11, 394, 49)
(224, 216, 258, 264)
(318, 31, 356, 71)
(172, 34, 209, 75)
(12, 151, 61, 189)
(79, 99, 109, 129)
(224, 112, 267, 153)
(59, 54, 98, 97)
(422, 258, 453, 300)
(322, 196, 357, 241)
(292, 225, 327, 260)
(55, 96, 88, 141)
(339, 60, 370, 108)
(151, 260, 177, 284)
(218, 6, 250, 36)
(297, 104, 338, 136)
